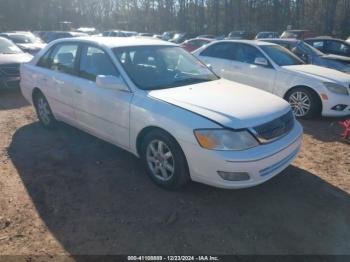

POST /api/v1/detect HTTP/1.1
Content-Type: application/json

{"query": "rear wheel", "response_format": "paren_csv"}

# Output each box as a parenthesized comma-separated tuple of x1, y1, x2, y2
(33, 92, 57, 128)
(141, 129, 190, 190)
(286, 87, 321, 119)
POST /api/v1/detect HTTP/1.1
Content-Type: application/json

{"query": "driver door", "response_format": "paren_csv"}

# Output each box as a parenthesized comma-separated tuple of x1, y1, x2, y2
(230, 43, 277, 94)
(73, 44, 133, 149)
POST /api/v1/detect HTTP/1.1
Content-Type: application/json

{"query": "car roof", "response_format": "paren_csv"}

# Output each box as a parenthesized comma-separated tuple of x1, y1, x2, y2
(284, 29, 309, 32)
(260, 38, 299, 43)
(53, 36, 176, 48)
(217, 39, 277, 46)
(187, 38, 213, 41)
(306, 37, 347, 42)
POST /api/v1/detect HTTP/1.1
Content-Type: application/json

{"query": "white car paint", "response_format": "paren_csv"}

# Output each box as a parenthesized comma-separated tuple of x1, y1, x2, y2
(20, 37, 303, 189)
(193, 40, 350, 117)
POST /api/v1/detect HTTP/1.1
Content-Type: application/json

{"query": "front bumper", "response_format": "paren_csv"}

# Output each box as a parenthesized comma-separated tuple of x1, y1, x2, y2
(0, 76, 20, 89)
(322, 93, 350, 117)
(181, 122, 303, 189)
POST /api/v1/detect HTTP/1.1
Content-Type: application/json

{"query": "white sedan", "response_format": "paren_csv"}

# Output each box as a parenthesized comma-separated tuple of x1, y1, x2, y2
(193, 40, 350, 118)
(20, 37, 303, 190)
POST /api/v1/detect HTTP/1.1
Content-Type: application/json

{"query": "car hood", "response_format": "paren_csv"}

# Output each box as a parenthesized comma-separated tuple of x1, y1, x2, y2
(0, 53, 33, 65)
(322, 54, 350, 64)
(282, 64, 350, 83)
(149, 79, 291, 129)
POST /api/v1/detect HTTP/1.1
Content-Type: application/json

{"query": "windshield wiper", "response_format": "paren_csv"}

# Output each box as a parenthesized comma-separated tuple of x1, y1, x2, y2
(173, 77, 211, 86)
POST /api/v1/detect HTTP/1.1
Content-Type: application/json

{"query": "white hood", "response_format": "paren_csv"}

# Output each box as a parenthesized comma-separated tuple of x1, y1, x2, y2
(283, 64, 350, 84)
(149, 79, 291, 129)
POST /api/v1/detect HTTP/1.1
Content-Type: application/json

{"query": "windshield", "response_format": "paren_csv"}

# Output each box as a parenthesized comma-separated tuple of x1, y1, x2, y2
(298, 41, 324, 56)
(261, 45, 304, 66)
(113, 46, 218, 90)
(0, 38, 23, 54)
(7, 34, 43, 44)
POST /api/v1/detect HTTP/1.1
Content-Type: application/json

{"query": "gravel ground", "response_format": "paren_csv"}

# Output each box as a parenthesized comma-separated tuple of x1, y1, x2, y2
(0, 89, 349, 257)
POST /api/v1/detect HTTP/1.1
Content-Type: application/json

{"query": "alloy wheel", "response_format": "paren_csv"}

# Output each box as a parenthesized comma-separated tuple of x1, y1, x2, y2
(146, 140, 175, 181)
(289, 91, 311, 117)
(37, 97, 51, 125)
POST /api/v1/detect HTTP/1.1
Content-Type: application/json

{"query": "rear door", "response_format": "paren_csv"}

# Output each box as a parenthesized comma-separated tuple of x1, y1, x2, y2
(73, 44, 133, 149)
(36, 42, 79, 123)
(198, 42, 237, 80)
(325, 40, 350, 57)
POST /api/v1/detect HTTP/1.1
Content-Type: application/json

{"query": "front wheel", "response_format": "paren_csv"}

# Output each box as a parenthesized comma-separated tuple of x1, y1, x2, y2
(286, 87, 321, 119)
(33, 92, 57, 128)
(141, 130, 190, 190)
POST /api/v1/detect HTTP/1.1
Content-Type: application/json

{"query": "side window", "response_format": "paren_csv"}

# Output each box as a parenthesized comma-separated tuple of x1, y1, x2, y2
(50, 44, 79, 75)
(200, 43, 235, 60)
(235, 44, 266, 65)
(327, 41, 349, 55)
(37, 49, 52, 69)
(311, 41, 324, 50)
(79, 45, 119, 81)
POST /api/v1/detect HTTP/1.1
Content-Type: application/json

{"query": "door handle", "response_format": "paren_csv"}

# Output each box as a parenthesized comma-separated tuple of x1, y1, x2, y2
(74, 89, 82, 94)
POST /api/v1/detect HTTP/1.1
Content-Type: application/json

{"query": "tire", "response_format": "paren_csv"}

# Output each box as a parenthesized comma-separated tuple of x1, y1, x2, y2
(140, 129, 190, 190)
(33, 92, 57, 129)
(286, 87, 321, 119)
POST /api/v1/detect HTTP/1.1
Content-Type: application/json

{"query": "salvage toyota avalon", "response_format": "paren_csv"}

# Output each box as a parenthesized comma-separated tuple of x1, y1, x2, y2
(20, 37, 303, 189)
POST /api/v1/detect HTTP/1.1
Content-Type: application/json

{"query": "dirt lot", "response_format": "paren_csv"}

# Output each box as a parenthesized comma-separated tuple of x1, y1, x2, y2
(0, 89, 349, 257)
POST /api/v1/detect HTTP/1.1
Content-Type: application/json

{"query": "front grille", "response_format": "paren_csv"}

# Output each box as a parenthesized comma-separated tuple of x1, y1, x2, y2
(0, 64, 20, 76)
(252, 110, 295, 144)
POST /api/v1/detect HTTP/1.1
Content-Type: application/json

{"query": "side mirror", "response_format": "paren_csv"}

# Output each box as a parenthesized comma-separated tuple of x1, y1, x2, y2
(96, 75, 129, 92)
(254, 57, 269, 67)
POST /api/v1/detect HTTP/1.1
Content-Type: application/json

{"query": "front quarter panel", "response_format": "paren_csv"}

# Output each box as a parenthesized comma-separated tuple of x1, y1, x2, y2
(276, 67, 327, 98)
(129, 92, 220, 157)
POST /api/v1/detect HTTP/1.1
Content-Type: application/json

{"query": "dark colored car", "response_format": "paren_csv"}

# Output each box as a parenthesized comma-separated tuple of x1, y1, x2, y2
(261, 38, 350, 74)
(280, 30, 315, 40)
(255, 31, 279, 39)
(0, 32, 46, 55)
(305, 38, 350, 57)
(181, 38, 214, 52)
(0, 37, 32, 89)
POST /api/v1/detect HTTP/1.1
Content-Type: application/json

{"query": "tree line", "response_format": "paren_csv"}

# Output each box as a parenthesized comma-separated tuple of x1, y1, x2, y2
(0, 0, 349, 37)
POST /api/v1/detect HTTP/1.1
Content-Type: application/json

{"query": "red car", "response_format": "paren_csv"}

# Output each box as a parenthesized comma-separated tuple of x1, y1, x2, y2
(181, 38, 213, 52)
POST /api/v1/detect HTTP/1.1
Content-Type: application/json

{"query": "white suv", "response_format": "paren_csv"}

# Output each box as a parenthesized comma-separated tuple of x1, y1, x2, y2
(20, 37, 303, 190)
(194, 40, 350, 118)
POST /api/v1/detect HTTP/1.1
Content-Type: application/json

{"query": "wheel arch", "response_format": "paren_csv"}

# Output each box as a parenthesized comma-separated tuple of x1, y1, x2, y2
(283, 85, 323, 112)
(136, 126, 179, 156)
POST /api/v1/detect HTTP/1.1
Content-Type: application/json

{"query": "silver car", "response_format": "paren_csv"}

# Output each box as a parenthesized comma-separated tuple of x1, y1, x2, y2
(0, 37, 32, 89)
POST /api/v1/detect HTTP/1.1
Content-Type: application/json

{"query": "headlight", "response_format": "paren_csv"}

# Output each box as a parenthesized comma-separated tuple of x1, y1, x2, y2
(323, 82, 349, 95)
(194, 129, 259, 151)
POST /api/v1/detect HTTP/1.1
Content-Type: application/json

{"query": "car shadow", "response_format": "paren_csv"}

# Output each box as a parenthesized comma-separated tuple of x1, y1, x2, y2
(7, 122, 350, 255)
(300, 118, 350, 144)
(0, 88, 29, 110)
